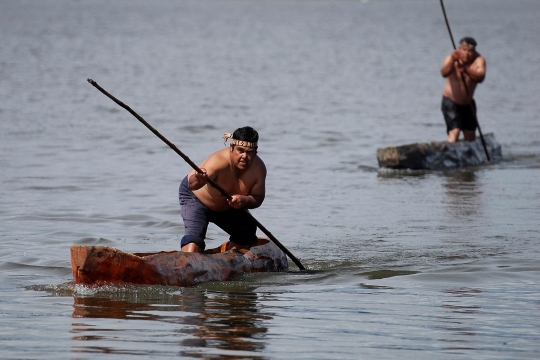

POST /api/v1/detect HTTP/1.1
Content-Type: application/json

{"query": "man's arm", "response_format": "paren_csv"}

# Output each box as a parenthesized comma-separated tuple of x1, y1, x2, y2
(228, 187, 265, 209)
(186, 151, 223, 190)
(228, 165, 267, 210)
(187, 168, 208, 190)
(441, 51, 459, 77)
(464, 56, 486, 83)
(246, 175, 266, 208)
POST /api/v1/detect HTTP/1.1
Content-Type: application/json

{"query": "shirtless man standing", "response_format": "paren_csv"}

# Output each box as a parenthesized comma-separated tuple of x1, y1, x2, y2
(441, 37, 486, 142)
(178, 126, 267, 253)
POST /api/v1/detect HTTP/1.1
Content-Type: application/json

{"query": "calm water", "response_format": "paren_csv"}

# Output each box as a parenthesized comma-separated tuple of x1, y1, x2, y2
(1, 0, 540, 358)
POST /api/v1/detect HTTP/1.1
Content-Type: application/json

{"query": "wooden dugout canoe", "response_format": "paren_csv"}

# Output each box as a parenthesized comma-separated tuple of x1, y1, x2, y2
(376, 133, 502, 170)
(71, 238, 288, 287)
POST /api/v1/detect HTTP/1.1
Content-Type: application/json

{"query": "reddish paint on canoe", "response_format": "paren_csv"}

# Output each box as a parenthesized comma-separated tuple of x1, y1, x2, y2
(70, 238, 288, 287)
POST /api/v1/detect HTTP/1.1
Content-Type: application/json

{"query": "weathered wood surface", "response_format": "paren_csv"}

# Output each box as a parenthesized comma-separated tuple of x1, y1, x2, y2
(377, 133, 502, 170)
(71, 238, 288, 287)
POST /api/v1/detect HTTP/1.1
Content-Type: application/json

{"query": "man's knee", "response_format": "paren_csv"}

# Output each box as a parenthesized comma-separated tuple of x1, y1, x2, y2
(447, 128, 460, 142)
(463, 130, 476, 141)
(181, 235, 205, 251)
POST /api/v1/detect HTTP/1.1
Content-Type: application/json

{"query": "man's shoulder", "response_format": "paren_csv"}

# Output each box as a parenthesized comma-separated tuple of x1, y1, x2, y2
(253, 154, 266, 169)
(202, 148, 230, 167)
(208, 147, 230, 159)
(473, 52, 485, 63)
(253, 155, 266, 176)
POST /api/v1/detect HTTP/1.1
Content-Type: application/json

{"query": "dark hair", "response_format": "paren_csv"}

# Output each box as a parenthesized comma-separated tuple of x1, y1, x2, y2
(233, 126, 259, 149)
(459, 37, 477, 48)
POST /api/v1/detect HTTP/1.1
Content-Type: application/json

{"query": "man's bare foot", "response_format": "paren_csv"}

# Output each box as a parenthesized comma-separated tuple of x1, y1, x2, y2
(226, 241, 252, 252)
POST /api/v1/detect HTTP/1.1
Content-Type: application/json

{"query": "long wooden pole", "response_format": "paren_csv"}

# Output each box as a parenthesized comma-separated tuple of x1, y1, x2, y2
(439, 0, 490, 162)
(87, 78, 305, 270)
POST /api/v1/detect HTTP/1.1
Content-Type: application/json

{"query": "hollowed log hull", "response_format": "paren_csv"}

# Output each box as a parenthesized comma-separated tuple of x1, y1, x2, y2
(377, 133, 502, 170)
(71, 238, 288, 287)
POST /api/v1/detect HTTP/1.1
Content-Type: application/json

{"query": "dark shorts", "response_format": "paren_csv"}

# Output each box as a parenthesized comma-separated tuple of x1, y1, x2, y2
(441, 96, 477, 133)
(178, 176, 258, 250)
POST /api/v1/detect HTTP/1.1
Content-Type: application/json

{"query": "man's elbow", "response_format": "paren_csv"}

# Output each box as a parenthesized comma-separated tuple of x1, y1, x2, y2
(251, 195, 265, 208)
(473, 74, 485, 83)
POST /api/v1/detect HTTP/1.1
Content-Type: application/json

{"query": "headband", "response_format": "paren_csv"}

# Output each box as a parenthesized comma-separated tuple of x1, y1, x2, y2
(222, 132, 258, 148)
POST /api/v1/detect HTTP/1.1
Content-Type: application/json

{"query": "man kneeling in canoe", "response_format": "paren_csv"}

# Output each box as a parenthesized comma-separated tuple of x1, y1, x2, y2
(179, 126, 267, 253)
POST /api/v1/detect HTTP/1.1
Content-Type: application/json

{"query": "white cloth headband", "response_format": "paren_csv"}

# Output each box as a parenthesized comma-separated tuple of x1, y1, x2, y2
(222, 132, 257, 148)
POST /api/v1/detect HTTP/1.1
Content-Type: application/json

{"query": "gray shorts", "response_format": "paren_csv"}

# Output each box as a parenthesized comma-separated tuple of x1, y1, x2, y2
(178, 176, 258, 250)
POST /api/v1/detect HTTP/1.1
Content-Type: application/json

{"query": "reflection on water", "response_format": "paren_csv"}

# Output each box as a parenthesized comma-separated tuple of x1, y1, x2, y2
(361, 269, 418, 280)
(71, 286, 270, 357)
(376, 168, 430, 179)
(180, 292, 269, 356)
(3, 0, 540, 357)
(437, 287, 484, 350)
(442, 169, 482, 219)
